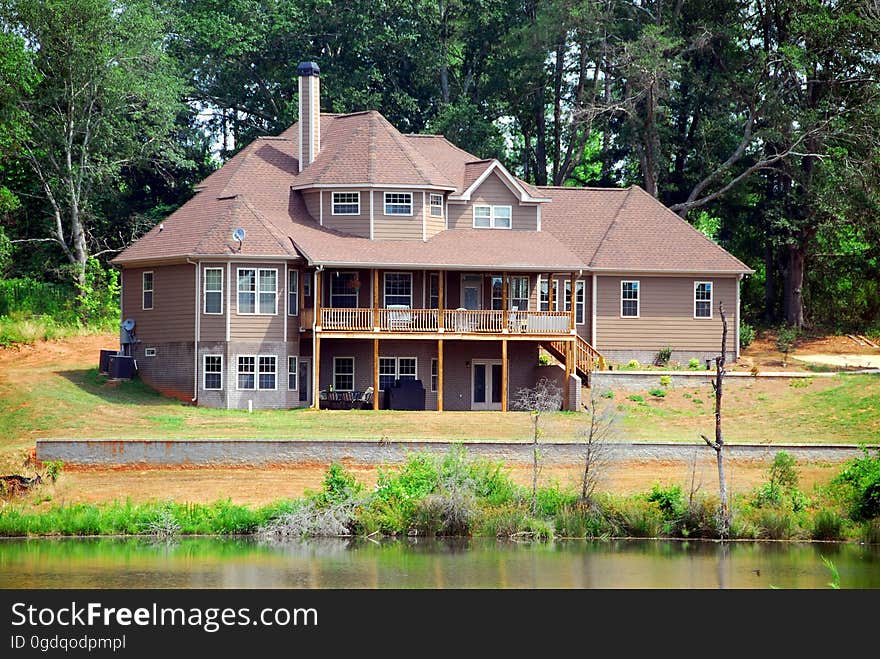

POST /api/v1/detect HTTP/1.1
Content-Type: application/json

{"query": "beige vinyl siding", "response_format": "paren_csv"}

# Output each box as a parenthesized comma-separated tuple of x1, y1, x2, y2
(425, 193, 446, 238)
(122, 264, 195, 343)
(446, 172, 539, 231)
(373, 191, 424, 240)
(321, 190, 370, 237)
(229, 262, 284, 342)
(199, 262, 227, 342)
(302, 190, 321, 223)
(595, 275, 737, 351)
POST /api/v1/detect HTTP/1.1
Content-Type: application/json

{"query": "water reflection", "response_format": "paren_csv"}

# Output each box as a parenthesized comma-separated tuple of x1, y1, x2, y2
(0, 537, 877, 589)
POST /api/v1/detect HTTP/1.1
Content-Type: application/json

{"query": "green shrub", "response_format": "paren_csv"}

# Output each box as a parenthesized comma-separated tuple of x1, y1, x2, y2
(656, 346, 672, 366)
(776, 326, 798, 360)
(678, 495, 722, 538)
(648, 388, 666, 398)
(659, 375, 672, 387)
(44, 461, 64, 484)
(739, 322, 755, 350)
(601, 390, 614, 399)
(646, 483, 683, 518)
(769, 452, 800, 492)
(753, 507, 797, 540)
(789, 377, 813, 388)
(627, 394, 644, 403)
(536, 486, 578, 516)
(610, 499, 664, 538)
(626, 359, 640, 369)
(412, 491, 476, 536)
(687, 358, 701, 370)
(313, 463, 362, 506)
(811, 509, 844, 541)
(831, 449, 880, 521)
(538, 353, 552, 366)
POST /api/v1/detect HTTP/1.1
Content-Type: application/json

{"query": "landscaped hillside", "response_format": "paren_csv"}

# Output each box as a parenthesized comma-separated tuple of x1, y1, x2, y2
(1, 334, 878, 469)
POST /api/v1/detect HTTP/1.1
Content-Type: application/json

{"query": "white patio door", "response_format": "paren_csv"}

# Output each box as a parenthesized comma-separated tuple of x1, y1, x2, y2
(471, 359, 503, 410)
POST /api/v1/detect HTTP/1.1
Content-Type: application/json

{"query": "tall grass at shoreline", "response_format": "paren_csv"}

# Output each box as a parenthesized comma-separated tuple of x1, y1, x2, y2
(3, 447, 878, 543)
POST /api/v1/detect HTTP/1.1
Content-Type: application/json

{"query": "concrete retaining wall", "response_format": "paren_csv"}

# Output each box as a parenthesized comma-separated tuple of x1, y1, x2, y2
(36, 438, 875, 468)
(591, 369, 840, 392)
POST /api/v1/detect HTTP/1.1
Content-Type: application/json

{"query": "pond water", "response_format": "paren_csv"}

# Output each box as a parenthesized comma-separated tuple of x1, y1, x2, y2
(1, 537, 878, 589)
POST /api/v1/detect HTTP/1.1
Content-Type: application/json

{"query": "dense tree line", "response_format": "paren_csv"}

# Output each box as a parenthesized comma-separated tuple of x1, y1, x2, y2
(1, 0, 878, 330)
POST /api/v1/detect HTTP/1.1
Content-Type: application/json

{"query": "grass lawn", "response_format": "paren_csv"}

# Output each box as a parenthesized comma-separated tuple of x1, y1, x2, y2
(0, 334, 878, 468)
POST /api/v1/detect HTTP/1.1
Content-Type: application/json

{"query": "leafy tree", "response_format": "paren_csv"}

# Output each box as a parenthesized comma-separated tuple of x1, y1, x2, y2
(2, 0, 187, 309)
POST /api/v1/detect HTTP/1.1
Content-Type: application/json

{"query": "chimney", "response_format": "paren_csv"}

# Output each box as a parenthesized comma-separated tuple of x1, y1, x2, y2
(297, 61, 320, 171)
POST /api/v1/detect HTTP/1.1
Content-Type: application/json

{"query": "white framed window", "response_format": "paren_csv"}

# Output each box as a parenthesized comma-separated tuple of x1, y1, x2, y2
(427, 273, 439, 309)
(144, 347, 157, 357)
(238, 355, 276, 391)
(429, 193, 443, 218)
(379, 356, 417, 391)
(204, 267, 223, 315)
(621, 280, 640, 318)
(384, 192, 413, 215)
(431, 358, 438, 392)
(695, 281, 713, 319)
(330, 271, 359, 308)
(564, 280, 586, 324)
(204, 355, 222, 390)
(473, 205, 512, 229)
(332, 191, 360, 215)
(258, 356, 277, 390)
(237, 268, 278, 315)
(384, 272, 412, 308)
(237, 356, 256, 390)
(288, 270, 299, 316)
(333, 356, 355, 391)
(510, 276, 529, 311)
(288, 356, 298, 390)
(142, 271, 153, 310)
(379, 357, 397, 391)
(539, 277, 560, 311)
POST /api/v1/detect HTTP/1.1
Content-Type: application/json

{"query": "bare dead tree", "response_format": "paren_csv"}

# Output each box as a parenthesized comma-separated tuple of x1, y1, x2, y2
(513, 378, 563, 515)
(579, 387, 617, 504)
(700, 301, 730, 537)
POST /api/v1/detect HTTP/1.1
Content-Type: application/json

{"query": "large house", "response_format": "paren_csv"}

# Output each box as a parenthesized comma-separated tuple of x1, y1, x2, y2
(112, 61, 752, 412)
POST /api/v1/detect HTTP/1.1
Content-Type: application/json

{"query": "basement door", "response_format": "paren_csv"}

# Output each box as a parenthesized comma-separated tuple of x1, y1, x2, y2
(471, 359, 502, 410)
(298, 358, 311, 406)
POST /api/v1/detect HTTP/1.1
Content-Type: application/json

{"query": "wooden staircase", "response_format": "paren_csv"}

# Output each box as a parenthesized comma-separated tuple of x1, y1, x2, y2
(544, 336, 606, 384)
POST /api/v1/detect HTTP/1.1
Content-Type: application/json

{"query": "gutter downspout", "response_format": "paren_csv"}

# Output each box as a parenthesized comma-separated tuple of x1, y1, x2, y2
(312, 264, 324, 408)
(187, 258, 200, 402)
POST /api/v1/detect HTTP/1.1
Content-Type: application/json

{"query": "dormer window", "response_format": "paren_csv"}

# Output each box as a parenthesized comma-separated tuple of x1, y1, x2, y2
(384, 192, 413, 215)
(473, 205, 512, 229)
(332, 192, 360, 215)
(429, 193, 443, 218)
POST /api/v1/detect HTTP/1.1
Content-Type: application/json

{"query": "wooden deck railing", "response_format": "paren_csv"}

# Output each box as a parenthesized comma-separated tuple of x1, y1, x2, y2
(320, 308, 572, 335)
(549, 335, 606, 374)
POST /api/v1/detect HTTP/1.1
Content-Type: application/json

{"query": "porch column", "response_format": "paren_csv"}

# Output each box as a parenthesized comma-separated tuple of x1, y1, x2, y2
(438, 270, 445, 330)
(315, 269, 323, 328)
(502, 271, 508, 330)
(547, 273, 555, 310)
(373, 268, 380, 330)
(373, 338, 380, 410)
(562, 341, 574, 410)
(569, 271, 577, 331)
(313, 335, 321, 409)
(501, 338, 508, 412)
(437, 339, 444, 411)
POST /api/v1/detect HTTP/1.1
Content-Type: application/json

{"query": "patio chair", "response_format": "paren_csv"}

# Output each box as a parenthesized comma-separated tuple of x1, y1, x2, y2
(387, 304, 412, 330)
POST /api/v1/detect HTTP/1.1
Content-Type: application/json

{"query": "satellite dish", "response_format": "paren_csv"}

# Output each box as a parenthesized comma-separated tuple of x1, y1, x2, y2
(122, 318, 136, 331)
(232, 227, 246, 243)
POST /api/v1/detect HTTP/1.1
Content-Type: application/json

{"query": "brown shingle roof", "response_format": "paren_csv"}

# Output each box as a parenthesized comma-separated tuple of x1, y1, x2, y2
(291, 226, 584, 271)
(292, 112, 456, 189)
(115, 107, 750, 275)
(538, 185, 752, 274)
